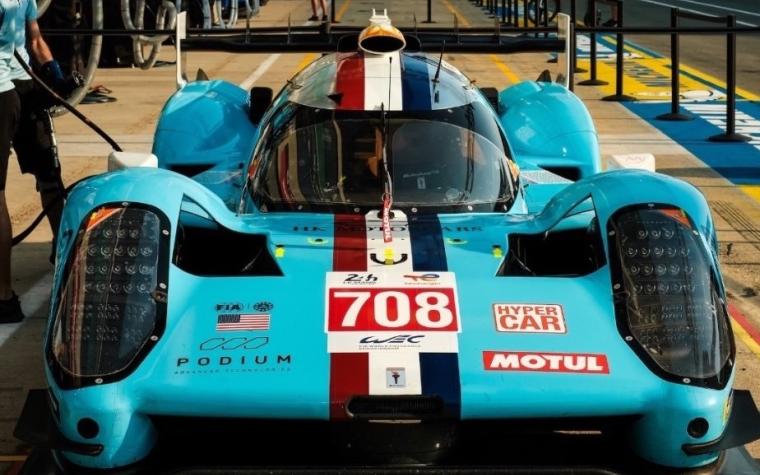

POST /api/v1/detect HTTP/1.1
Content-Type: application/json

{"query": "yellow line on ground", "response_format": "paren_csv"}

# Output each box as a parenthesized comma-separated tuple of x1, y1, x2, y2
(489, 54, 520, 84)
(741, 185, 760, 204)
(679, 63, 760, 101)
(296, 53, 318, 72)
(0, 455, 27, 462)
(733, 317, 760, 359)
(440, 0, 471, 27)
(335, 0, 353, 22)
(580, 34, 760, 101)
(621, 41, 654, 60)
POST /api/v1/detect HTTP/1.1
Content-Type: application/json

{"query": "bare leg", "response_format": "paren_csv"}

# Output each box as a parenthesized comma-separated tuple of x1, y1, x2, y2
(0, 192, 12, 300)
(311, 0, 320, 17)
(39, 182, 64, 239)
(321, 0, 329, 19)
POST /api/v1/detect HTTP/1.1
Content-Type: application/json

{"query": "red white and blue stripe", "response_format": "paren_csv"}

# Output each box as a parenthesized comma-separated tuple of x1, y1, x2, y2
(329, 211, 460, 420)
(290, 52, 472, 112)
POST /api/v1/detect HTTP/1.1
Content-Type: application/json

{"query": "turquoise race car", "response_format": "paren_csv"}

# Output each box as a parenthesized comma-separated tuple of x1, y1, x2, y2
(14, 11, 760, 474)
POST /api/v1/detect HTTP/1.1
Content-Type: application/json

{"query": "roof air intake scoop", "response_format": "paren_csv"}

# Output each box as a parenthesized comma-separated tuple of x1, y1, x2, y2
(358, 9, 406, 55)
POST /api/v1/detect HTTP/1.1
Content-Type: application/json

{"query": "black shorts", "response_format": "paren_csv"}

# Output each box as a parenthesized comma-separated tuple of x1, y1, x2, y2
(0, 88, 21, 192)
(11, 79, 61, 184)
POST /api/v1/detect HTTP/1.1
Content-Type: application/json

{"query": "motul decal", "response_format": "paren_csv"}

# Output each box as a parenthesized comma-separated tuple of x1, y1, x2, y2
(493, 304, 566, 334)
(483, 351, 609, 374)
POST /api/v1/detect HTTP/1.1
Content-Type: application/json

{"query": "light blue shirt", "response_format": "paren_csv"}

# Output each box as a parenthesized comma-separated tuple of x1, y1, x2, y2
(0, 0, 18, 92)
(9, 0, 37, 81)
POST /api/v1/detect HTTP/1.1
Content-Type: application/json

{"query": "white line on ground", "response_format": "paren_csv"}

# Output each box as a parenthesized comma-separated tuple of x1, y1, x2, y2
(638, 0, 758, 26)
(238, 19, 319, 90)
(0, 272, 53, 349)
(239, 53, 283, 90)
(673, 0, 760, 18)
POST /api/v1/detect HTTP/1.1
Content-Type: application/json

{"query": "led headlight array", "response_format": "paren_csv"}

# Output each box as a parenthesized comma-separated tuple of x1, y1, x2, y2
(609, 206, 733, 388)
(49, 205, 169, 388)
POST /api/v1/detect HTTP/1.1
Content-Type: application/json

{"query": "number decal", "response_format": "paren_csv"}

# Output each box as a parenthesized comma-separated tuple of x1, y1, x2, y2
(328, 288, 458, 331)
(334, 291, 372, 327)
(415, 292, 453, 328)
(374, 291, 411, 328)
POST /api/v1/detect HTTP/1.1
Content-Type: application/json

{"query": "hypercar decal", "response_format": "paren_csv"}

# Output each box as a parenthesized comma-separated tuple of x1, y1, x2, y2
(335, 54, 365, 110)
(401, 54, 432, 111)
(492, 304, 566, 334)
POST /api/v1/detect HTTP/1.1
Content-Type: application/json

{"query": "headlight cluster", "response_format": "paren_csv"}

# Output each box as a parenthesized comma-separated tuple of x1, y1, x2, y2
(49, 205, 169, 388)
(609, 206, 733, 388)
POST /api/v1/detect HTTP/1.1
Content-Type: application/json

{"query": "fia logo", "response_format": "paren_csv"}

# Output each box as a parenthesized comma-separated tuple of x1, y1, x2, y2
(386, 367, 406, 388)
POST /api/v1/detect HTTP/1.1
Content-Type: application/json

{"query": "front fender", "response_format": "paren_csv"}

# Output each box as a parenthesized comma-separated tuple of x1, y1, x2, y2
(152, 80, 259, 173)
(499, 81, 600, 179)
(51, 167, 240, 311)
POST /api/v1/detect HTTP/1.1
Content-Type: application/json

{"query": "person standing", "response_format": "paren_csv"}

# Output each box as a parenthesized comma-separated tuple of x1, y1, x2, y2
(1, 1, 24, 324)
(1, 0, 69, 324)
(309, 0, 329, 22)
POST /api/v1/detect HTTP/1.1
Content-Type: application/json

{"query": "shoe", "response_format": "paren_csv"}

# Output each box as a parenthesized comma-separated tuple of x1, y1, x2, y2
(0, 293, 25, 324)
(309, 15, 319, 21)
(602, 19, 617, 27)
(322, 15, 329, 22)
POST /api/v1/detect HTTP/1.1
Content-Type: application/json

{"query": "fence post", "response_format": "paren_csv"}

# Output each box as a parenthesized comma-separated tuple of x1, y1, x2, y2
(571, 0, 586, 72)
(502, 0, 507, 24)
(709, 15, 751, 142)
(422, 0, 434, 23)
(578, 0, 607, 86)
(602, 0, 636, 101)
(513, 0, 519, 26)
(331, 0, 336, 22)
(657, 8, 692, 121)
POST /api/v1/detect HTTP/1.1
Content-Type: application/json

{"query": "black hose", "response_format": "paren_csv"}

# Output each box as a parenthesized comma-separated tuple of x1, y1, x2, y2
(13, 51, 123, 152)
(10, 53, 122, 247)
(10, 176, 93, 246)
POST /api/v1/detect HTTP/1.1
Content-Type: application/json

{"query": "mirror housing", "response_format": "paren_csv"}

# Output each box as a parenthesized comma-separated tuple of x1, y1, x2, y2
(249, 87, 273, 124)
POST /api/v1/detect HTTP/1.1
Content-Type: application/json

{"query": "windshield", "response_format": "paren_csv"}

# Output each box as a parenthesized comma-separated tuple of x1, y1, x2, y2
(246, 103, 516, 213)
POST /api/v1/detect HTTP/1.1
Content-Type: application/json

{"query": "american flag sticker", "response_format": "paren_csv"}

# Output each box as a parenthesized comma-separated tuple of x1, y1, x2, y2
(216, 314, 270, 331)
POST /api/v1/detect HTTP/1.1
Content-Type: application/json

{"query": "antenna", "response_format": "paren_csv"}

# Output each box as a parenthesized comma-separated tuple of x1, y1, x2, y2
(381, 56, 394, 244)
(432, 40, 445, 84)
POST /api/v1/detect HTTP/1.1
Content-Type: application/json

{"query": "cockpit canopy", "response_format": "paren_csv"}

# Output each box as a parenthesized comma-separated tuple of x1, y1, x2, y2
(244, 99, 518, 213)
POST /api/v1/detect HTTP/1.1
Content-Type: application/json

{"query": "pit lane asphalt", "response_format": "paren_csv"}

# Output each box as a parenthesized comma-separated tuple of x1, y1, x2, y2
(568, 0, 760, 96)
(2, 0, 760, 472)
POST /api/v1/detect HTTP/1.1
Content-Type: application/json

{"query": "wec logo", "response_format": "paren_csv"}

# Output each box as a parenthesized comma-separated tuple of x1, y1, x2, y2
(360, 335, 425, 344)
(483, 351, 609, 374)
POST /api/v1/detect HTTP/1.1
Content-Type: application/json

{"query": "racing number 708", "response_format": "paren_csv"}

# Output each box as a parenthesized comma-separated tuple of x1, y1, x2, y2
(328, 289, 459, 331)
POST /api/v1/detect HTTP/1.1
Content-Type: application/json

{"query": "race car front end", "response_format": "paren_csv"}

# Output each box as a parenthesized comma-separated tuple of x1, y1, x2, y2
(13, 166, 760, 474)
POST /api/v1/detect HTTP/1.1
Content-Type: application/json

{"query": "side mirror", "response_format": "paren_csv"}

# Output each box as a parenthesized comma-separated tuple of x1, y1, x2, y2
(249, 87, 273, 124)
(479, 87, 500, 114)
